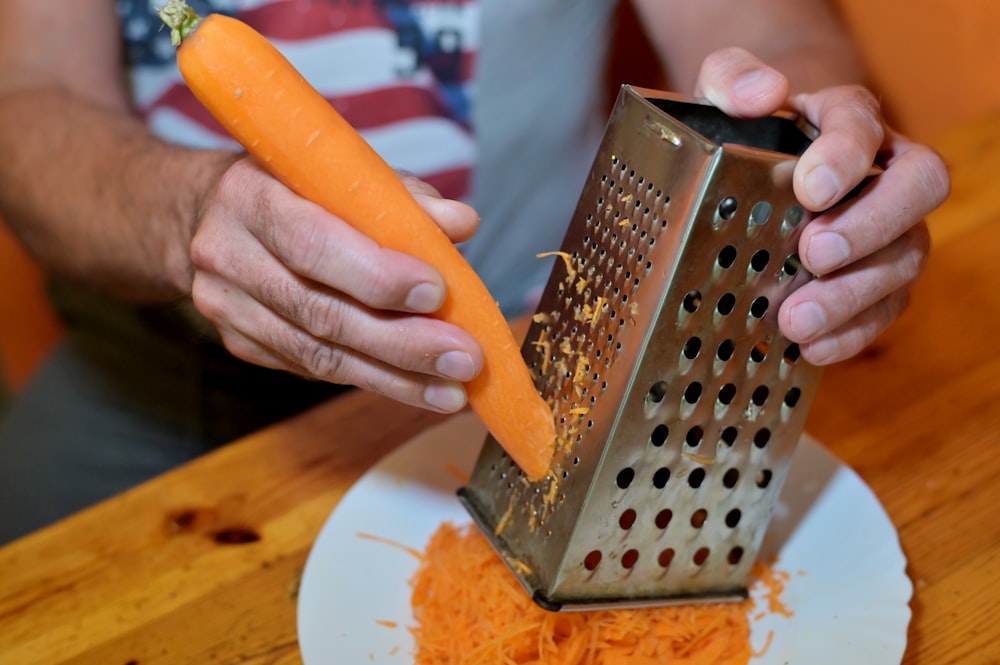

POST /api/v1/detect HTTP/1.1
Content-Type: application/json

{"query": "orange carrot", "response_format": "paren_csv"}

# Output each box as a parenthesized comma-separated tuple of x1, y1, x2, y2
(408, 522, 760, 664)
(158, 1, 555, 480)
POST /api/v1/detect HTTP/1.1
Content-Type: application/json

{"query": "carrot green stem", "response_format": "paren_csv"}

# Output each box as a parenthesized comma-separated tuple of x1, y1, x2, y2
(159, 0, 203, 46)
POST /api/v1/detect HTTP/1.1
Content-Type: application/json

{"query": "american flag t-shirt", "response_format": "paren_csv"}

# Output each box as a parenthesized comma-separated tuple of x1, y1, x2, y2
(119, 0, 478, 201)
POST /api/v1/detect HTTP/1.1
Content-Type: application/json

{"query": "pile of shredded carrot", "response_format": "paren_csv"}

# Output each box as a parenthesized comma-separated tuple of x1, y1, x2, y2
(405, 522, 787, 665)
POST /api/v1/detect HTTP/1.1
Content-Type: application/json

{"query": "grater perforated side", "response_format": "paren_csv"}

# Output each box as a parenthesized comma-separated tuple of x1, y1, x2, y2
(458, 86, 825, 611)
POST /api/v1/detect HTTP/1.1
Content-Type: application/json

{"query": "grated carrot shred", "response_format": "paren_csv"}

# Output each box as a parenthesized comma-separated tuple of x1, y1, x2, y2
(408, 522, 789, 665)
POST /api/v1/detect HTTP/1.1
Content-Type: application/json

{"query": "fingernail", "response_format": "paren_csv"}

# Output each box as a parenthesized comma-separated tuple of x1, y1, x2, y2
(805, 337, 839, 365)
(733, 68, 784, 102)
(807, 232, 851, 274)
(424, 383, 467, 412)
(406, 282, 444, 312)
(788, 301, 827, 340)
(435, 350, 477, 382)
(803, 166, 840, 209)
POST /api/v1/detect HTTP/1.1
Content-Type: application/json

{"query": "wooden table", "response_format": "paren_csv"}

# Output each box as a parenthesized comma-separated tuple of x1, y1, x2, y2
(2, 113, 999, 665)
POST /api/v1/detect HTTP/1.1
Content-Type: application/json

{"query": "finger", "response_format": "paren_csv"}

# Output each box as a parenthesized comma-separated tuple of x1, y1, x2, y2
(692, 47, 790, 117)
(192, 270, 483, 382)
(798, 141, 946, 276)
(200, 170, 450, 315)
(779, 222, 929, 344)
(797, 287, 913, 365)
(791, 86, 885, 211)
(396, 172, 480, 243)
(216, 320, 470, 413)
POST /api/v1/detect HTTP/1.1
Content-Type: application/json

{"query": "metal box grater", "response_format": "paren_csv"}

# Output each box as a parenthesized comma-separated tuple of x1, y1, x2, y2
(458, 85, 825, 611)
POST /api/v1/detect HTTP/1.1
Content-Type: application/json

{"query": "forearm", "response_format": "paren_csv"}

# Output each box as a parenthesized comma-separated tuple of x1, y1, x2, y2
(631, 0, 867, 94)
(0, 87, 237, 302)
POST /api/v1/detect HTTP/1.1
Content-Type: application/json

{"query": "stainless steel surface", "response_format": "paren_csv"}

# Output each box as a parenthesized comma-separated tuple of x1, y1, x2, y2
(459, 86, 824, 611)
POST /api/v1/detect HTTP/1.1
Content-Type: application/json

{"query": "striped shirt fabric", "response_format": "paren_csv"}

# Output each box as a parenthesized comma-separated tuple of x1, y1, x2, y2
(118, 0, 479, 201)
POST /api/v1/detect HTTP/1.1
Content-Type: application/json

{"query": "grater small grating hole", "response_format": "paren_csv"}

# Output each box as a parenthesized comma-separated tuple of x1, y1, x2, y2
(750, 296, 770, 319)
(584, 550, 602, 571)
(658, 548, 675, 568)
(686, 426, 704, 447)
(754, 428, 772, 448)
(717, 293, 736, 316)
(784, 387, 802, 407)
(718, 384, 737, 406)
(655, 509, 673, 529)
(691, 509, 708, 528)
(622, 549, 640, 569)
(723, 468, 740, 488)
(717, 339, 736, 362)
(718, 196, 738, 221)
(652, 467, 670, 489)
(750, 201, 773, 225)
(757, 469, 773, 488)
(717, 245, 737, 269)
(750, 249, 770, 272)
(650, 424, 669, 447)
(693, 548, 710, 566)
(721, 427, 738, 447)
(688, 468, 706, 489)
(616, 467, 635, 489)
(682, 290, 702, 313)
(619, 508, 637, 530)
(728, 547, 745, 565)
(725, 508, 742, 528)
(751, 385, 770, 406)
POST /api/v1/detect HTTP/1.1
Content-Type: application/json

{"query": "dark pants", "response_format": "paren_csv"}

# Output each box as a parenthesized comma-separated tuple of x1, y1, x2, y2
(0, 282, 347, 544)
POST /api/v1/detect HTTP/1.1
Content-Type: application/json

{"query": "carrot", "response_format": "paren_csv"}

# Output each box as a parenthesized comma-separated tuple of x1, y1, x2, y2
(408, 522, 767, 664)
(158, 1, 555, 480)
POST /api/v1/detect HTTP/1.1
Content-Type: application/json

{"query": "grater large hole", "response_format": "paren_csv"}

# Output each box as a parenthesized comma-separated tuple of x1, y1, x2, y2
(658, 548, 675, 568)
(717, 339, 735, 362)
(718, 383, 737, 406)
(717, 245, 737, 269)
(682, 336, 702, 360)
(718, 196, 738, 221)
(725, 508, 742, 528)
(648, 381, 668, 403)
(784, 387, 802, 407)
(693, 548, 710, 566)
(655, 509, 673, 529)
(782, 254, 802, 277)
(751, 385, 770, 406)
(690, 508, 708, 528)
(584, 550, 602, 571)
(756, 469, 773, 488)
(688, 468, 707, 488)
(619, 508, 637, 530)
(717, 293, 736, 316)
(750, 249, 770, 272)
(783, 343, 802, 364)
(754, 428, 772, 448)
(685, 426, 704, 447)
(784, 205, 805, 229)
(722, 468, 740, 488)
(750, 201, 772, 225)
(650, 424, 669, 447)
(683, 382, 703, 404)
(652, 467, 670, 489)
(750, 296, 770, 319)
(728, 547, 745, 565)
(621, 549, 640, 569)
(720, 427, 738, 447)
(682, 290, 702, 313)
(616, 467, 635, 489)
(750, 341, 769, 363)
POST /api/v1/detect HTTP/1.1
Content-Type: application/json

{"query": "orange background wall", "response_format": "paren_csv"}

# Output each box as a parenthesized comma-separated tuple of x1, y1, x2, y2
(1, 1, 997, 392)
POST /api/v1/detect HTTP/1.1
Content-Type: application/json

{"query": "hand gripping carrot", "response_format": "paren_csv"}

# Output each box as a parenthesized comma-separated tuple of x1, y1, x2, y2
(159, 1, 555, 480)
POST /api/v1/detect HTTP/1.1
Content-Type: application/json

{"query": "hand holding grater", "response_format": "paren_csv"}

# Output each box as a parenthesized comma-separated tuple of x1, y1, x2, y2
(458, 86, 831, 611)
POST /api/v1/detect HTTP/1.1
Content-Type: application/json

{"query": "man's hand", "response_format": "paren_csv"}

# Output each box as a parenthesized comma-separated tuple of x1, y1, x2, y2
(694, 47, 950, 364)
(190, 157, 485, 412)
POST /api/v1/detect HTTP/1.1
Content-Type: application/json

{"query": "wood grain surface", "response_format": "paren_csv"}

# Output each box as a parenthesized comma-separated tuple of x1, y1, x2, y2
(1, 113, 998, 664)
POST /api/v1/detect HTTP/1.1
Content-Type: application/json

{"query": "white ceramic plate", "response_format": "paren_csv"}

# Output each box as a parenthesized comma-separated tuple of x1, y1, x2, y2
(297, 412, 911, 664)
